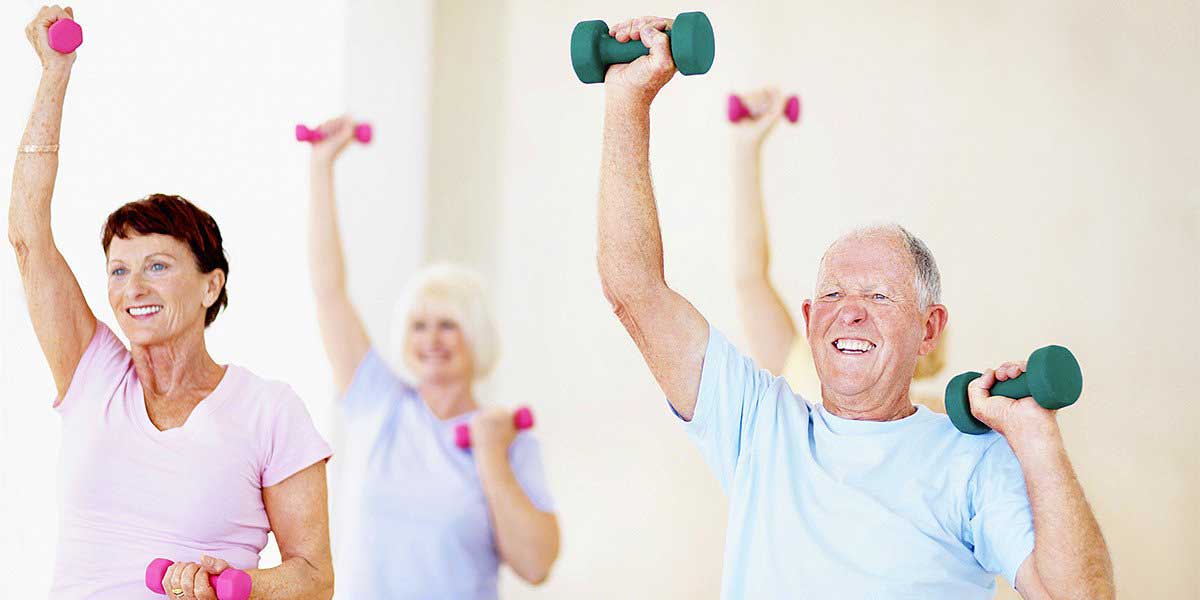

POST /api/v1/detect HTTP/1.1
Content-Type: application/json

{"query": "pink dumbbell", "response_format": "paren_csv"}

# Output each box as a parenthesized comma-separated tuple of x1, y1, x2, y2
(295, 123, 373, 144)
(455, 406, 535, 450)
(728, 94, 801, 124)
(48, 18, 83, 54)
(145, 558, 252, 600)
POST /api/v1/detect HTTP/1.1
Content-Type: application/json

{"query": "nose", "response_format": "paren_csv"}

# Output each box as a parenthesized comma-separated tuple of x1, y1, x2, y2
(836, 298, 868, 326)
(123, 271, 150, 301)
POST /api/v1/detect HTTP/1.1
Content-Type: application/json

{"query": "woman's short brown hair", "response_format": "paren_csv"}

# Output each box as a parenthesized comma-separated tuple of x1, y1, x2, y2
(101, 194, 229, 327)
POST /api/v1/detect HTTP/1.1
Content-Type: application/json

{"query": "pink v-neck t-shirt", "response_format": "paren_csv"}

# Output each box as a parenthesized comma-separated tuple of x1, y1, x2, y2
(48, 322, 333, 599)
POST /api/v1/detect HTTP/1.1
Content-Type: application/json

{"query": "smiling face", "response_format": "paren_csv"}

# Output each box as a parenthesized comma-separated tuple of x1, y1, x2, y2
(106, 233, 224, 347)
(402, 301, 476, 386)
(802, 230, 946, 414)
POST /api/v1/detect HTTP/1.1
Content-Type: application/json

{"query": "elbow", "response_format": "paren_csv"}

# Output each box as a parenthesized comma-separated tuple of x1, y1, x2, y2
(598, 266, 661, 319)
(313, 564, 335, 600)
(515, 559, 555, 586)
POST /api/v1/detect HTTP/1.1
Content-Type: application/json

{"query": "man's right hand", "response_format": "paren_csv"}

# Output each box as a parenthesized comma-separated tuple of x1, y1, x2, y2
(26, 5, 76, 71)
(603, 16, 677, 108)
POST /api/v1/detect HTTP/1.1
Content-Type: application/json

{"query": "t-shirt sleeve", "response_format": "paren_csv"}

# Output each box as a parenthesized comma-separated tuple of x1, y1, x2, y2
(966, 437, 1036, 588)
(509, 434, 555, 512)
(675, 325, 781, 492)
(341, 348, 414, 421)
(56, 321, 131, 415)
(262, 385, 334, 488)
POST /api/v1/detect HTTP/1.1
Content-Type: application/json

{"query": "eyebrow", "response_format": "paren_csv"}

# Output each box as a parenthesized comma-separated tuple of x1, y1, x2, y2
(107, 252, 178, 265)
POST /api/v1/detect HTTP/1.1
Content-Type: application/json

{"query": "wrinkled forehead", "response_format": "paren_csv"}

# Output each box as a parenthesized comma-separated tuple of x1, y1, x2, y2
(105, 232, 190, 261)
(816, 233, 915, 290)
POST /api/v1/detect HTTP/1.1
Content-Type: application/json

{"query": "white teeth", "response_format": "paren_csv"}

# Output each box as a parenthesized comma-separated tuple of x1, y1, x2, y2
(834, 339, 875, 352)
(128, 305, 162, 317)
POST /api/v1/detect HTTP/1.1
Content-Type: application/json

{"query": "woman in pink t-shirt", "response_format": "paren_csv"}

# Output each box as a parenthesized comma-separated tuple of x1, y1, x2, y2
(10, 8, 334, 599)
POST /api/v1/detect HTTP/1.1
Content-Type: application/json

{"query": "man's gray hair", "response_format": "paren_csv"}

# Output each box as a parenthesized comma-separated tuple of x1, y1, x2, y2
(823, 224, 942, 310)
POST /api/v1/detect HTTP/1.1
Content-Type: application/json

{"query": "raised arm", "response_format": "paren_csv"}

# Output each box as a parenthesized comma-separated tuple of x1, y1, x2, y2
(596, 16, 708, 420)
(306, 117, 370, 394)
(728, 88, 797, 373)
(9, 6, 97, 402)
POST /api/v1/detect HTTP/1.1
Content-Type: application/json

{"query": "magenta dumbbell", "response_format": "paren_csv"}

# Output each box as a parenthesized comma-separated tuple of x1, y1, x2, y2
(295, 123, 373, 144)
(146, 558, 251, 600)
(728, 94, 801, 124)
(455, 406, 535, 449)
(48, 18, 83, 54)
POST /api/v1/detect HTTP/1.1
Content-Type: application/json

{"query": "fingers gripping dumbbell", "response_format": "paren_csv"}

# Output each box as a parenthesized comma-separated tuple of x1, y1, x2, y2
(944, 345, 1083, 435)
(454, 407, 535, 450)
(570, 11, 715, 84)
(728, 94, 801, 124)
(295, 123, 373, 144)
(145, 558, 252, 600)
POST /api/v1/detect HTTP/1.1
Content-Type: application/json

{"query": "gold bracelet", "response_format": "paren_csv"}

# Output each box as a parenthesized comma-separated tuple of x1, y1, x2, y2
(18, 144, 59, 153)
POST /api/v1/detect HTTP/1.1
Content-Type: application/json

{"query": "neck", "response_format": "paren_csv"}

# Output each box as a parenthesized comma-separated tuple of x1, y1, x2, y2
(130, 326, 223, 404)
(418, 377, 476, 420)
(822, 382, 917, 422)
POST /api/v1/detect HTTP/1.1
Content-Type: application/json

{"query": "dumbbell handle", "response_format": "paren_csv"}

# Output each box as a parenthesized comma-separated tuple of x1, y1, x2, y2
(455, 406, 535, 449)
(145, 558, 251, 600)
(986, 374, 1033, 401)
(728, 94, 801, 123)
(295, 123, 372, 144)
(595, 30, 680, 68)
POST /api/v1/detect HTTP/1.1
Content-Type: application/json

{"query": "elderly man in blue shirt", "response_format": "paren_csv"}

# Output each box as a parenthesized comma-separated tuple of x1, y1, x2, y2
(593, 14, 1114, 600)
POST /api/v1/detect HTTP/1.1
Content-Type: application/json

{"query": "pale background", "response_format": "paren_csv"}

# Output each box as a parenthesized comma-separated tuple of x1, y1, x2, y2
(3, 1, 1198, 599)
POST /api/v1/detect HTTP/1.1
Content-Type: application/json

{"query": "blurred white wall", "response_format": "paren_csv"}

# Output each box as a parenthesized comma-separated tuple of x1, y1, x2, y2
(432, 1, 1198, 598)
(0, 1, 431, 597)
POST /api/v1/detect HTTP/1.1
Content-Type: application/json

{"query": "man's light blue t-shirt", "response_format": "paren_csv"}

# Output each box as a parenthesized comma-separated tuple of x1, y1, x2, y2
(334, 349, 555, 600)
(679, 327, 1034, 599)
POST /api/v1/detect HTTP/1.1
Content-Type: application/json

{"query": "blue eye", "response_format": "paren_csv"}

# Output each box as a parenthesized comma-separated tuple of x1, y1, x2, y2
(872, 293, 889, 301)
(111, 267, 128, 276)
(149, 263, 166, 272)
(823, 292, 841, 299)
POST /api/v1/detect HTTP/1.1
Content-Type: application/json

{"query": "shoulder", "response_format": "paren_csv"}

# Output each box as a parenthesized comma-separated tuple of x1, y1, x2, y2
(220, 365, 313, 422)
(908, 409, 1013, 472)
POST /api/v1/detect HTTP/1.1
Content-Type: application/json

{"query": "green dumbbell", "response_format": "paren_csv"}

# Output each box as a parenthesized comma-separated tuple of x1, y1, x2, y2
(570, 11, 715, 84)
(944, 345, 1083, 435)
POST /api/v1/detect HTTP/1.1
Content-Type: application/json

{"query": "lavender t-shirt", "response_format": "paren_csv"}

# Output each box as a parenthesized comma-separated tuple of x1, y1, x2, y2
(334, 349, 554, 600)
(50, 323, 332, 599)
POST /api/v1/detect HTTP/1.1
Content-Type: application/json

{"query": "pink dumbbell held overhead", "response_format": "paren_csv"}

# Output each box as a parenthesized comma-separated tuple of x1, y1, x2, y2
(728, 94, 801, 124)
(295, 123, 373, 144)
(455, 406, 535, 449)
(146, 558, 252, 600)
(48, 18, 83, 54)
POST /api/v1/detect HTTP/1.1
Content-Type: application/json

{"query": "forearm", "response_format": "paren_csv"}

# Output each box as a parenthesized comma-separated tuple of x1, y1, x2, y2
(1010, 423, 1113, 599)
(729, 143, 796, 370)
(306, 161, 350, 296)
(597, 99, 666, 303)
(246, 556, 333, 600)
(477, 451, 560, 583)
(10, 67, 69, 246)
(729, 143, 770, 284)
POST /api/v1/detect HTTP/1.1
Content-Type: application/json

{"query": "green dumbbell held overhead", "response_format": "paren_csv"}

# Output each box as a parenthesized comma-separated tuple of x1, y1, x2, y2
(944, 345, 1083, 435)
(571, 11, 715, 84)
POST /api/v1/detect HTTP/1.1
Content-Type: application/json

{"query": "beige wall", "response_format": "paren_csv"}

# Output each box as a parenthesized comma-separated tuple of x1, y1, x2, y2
(428, 1, 1200, 598)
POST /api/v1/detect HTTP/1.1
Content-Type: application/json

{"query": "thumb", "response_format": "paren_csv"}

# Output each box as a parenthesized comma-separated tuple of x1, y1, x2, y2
(201, 555, 228, 574)
(640, 26, 674, 71)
